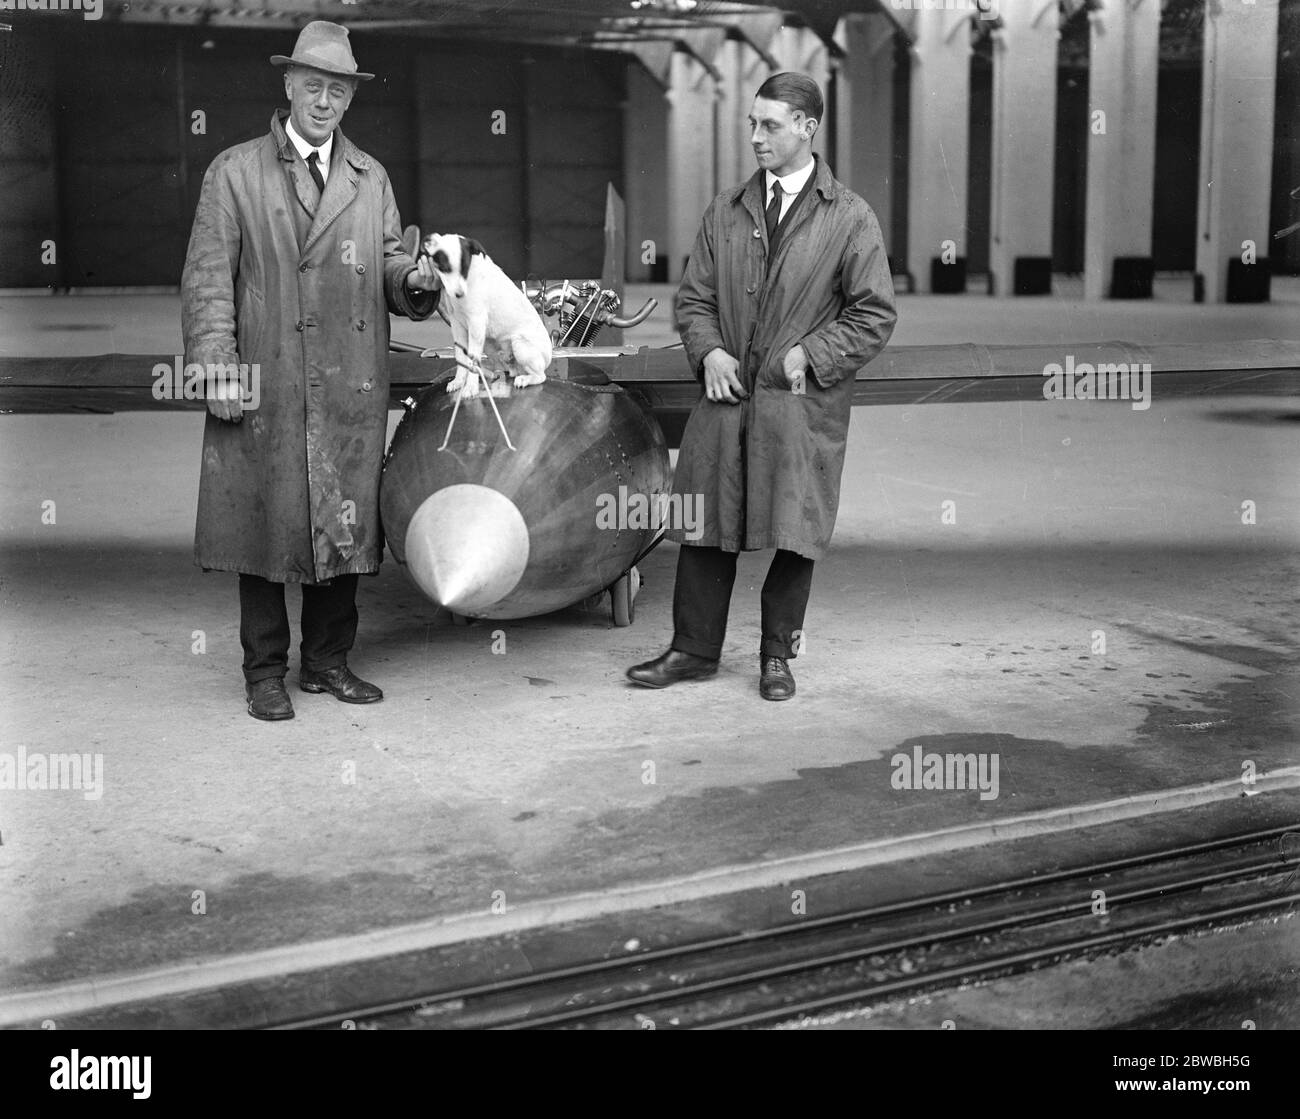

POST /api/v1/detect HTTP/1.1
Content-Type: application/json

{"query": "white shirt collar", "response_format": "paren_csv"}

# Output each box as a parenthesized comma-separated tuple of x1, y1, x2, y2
(766, 156, 815, 202)
(285, 119, 333, 181)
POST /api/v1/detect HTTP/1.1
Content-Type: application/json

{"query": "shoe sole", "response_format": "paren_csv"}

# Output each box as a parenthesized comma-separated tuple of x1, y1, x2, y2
(626, 671, 718, 689)
(247, 705, 294, 720)
(298, 682, 383, 703)
(760, 689, 795, 701)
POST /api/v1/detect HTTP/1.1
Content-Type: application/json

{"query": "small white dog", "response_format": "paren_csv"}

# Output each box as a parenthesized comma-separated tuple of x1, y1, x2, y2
(421, 233, 552, 396)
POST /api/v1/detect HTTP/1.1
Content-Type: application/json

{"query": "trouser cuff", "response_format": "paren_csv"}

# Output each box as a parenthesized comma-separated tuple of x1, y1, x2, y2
(243, 665, 287, 686)
(300, 653, 348, 674)
(761, 636, 798, 660)
(671, 634, 722, 661)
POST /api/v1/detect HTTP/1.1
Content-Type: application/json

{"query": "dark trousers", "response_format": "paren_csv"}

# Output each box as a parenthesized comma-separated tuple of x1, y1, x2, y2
(239, 573, 359, 684)
(670, 545, 814, 662)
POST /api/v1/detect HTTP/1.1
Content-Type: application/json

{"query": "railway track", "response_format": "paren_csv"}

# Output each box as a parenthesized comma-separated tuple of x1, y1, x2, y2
(272, 825, 1299, 1030)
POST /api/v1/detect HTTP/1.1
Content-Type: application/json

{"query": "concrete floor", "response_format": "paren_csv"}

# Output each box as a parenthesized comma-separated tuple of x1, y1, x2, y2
(0, 281, 1297, 1017)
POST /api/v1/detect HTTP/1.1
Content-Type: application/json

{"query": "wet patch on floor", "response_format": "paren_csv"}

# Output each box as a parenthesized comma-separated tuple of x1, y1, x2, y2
(0, 855, 519, 994)
(512, 615, 1300, 894)
(1204, 408, 1300, 426)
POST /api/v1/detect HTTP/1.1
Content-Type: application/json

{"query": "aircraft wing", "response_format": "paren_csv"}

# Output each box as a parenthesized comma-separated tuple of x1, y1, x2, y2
(2, 340, 1296, 426)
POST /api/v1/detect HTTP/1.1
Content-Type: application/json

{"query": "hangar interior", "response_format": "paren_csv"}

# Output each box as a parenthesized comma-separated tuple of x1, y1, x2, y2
(0, 0, 1297, 1030)
(1, 0, 1296, 295)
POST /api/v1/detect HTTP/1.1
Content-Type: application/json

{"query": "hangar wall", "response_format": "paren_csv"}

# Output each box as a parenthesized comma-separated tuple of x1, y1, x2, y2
(0, 24, 624, 288)
(1, 4, 1295, 297)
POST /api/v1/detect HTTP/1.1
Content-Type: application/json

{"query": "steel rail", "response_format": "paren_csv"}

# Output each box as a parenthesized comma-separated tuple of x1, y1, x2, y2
(499, 856, 1300, 1030)
(702, 894, 1300, 1032)
(269, 824, 1298, 1030)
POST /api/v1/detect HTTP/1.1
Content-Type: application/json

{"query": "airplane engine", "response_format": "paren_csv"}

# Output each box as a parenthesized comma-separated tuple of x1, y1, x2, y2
(381, 366, 671, 621)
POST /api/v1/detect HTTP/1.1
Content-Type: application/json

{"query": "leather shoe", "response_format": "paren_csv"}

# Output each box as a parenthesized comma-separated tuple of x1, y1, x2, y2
(299, 664, 384, 704)
(759, 656, 795, 701)
(246, 677, 294, 721)
(626, 649, 718, 689)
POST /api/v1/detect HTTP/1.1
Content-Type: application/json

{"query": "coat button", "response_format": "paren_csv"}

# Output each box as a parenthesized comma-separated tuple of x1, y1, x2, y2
(361, 381, 372, 392)
(355, 264, 366, 275)
(746, 285, 756, 294)
(295, 320, 304, 332)
(299, 263, 309, 273)
(357, 320, 366, 331)
(752, 229, 761, 238)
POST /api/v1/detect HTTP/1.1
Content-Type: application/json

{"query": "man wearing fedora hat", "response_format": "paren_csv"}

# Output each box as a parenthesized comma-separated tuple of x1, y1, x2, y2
(182, 21, 441, 721)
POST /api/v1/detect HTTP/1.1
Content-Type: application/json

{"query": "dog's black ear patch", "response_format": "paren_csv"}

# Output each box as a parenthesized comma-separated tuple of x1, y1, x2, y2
(431, 250, 452, 275)
(459, 236, 485, 278)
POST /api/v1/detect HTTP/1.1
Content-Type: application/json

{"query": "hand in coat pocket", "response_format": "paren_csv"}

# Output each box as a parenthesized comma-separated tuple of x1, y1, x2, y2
(782, 344, 809, 392)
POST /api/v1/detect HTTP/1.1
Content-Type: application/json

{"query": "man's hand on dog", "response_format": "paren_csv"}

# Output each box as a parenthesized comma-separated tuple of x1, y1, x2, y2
(406, 256, 440, 292)
(703, 348, 748, 404)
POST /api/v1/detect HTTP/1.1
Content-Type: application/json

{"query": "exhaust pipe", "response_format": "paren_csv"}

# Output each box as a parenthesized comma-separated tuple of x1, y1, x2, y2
(604, 298, 658, 330)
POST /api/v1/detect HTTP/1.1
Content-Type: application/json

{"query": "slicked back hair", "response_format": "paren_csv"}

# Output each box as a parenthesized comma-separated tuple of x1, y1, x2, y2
(755, 72, 823, 123)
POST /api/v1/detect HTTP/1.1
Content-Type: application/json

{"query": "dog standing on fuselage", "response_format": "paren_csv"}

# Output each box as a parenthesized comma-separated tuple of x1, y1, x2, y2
(421, 233, 552, 396)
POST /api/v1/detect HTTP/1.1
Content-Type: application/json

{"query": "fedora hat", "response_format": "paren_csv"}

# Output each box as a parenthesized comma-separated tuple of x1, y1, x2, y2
(270, 21, 374, 82)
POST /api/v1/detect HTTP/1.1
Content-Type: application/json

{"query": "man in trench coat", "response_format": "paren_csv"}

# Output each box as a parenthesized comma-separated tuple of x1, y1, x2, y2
(627, 72, 896, 700)
(182, 21, 440, 720)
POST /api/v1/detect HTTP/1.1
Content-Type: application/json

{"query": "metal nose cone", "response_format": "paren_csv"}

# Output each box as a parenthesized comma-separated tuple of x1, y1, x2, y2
(404, 484, 530, 614)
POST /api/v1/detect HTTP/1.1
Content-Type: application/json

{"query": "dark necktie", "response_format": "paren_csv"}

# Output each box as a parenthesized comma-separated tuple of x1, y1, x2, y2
(306, 149, 326, 197)
(765, 180, 783, 242)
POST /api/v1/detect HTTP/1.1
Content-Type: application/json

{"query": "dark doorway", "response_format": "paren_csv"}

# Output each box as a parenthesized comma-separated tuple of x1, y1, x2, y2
(1053, 12, 1090, 274)
(966, 34, 993, 281)
(1152, 0, 1204, 272)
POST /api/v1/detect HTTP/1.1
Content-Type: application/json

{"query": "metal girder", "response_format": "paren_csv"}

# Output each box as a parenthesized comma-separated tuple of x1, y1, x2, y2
(778, 1, 911, 42)
(102, 0, 792, 40)
(588, 25, 725, 80)
(722, 8, 784, 62)
(670, 24, 728, 71)
(589, 35, 678, 83)
(58, 0, 924, 62)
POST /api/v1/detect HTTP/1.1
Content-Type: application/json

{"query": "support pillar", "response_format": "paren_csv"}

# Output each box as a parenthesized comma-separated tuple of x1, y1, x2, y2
(906, 7, 972, 293)
(770, 25, 831, 162)
(836, 13, 896, 259)
(1195, 0, 1280, 303)
(717, 37, 770, 191)
(665, 49, 718, 284)
(1083, 0, 1160, 300)
(988, 6, 1058, 296)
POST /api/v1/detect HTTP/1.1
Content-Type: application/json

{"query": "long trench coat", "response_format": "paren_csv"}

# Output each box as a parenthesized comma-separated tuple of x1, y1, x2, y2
(182, 110, 436, 584)
(668, 156, 897, 561)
